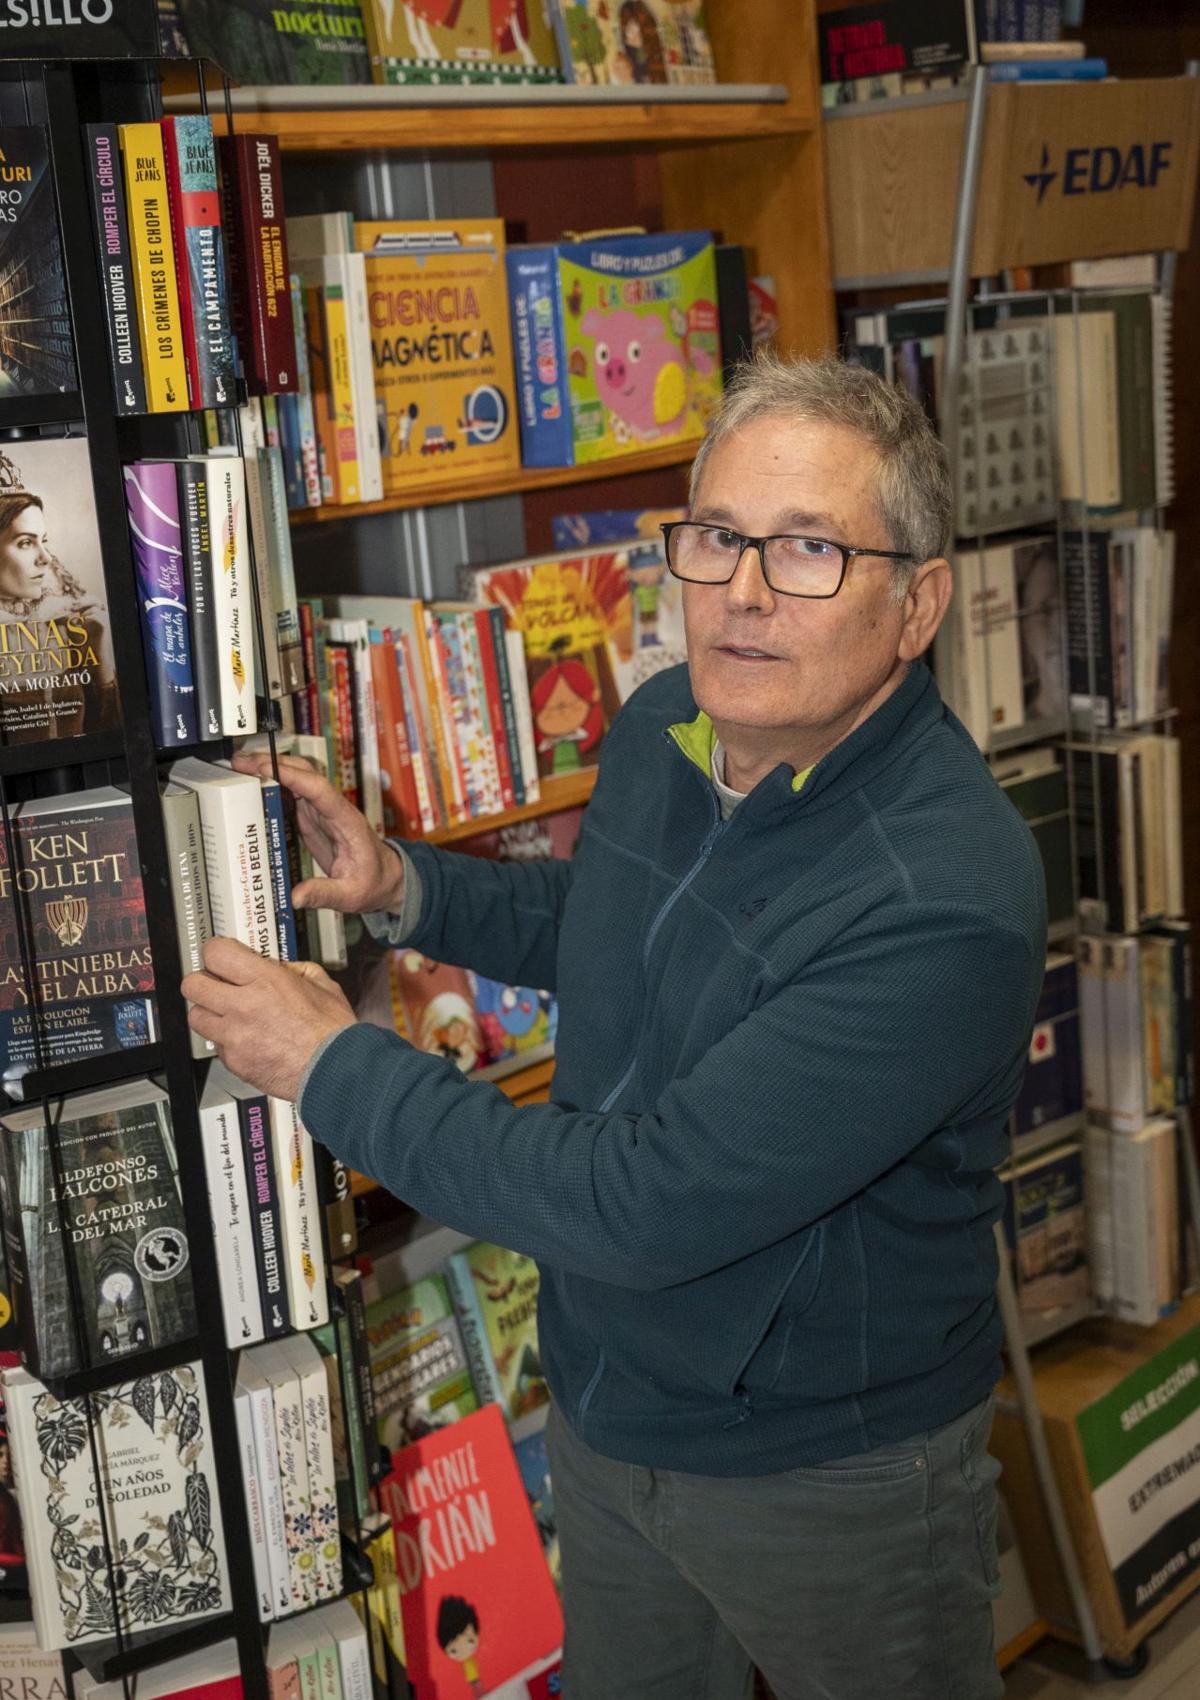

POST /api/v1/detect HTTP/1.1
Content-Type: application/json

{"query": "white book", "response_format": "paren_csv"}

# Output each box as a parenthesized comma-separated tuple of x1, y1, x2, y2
(242, 442, 285, 701)
(317, 1598, 373, 1700)
(1077, 933, 1146, 1132)
(504, 626, 541, 805)
(161, 780, 215, 1058)
(168, 758, 280, 960)
(1163, 733, 1184, 917)
(1086, 1119, 1175, 1326)
(252, 1341, 316, 1610)
(936, 544, 1023, 751)
(235, 1354, 291, 1618)
(344, 250, 382, 503)
(1053, 312, 1122, 508)
(199, 1072, 265, 1347)
(198, 455, 257, 734)
(267, 1095, 329, 1331)
(234, 1365, 278, 1621)
(5, 1362, 230, 1651)
(1069, 253, 1157, 288)
(280, 1333, 343, 1602)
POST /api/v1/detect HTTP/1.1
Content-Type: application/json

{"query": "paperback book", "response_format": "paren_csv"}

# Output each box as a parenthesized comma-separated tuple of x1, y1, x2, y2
(161, 116, 237, 411)
(84, 123, 147, 416)
(0, 787, 156, 1092)
(0, 436, 120, 746)
(178, 0, 372, 84)
(0, 128, 76, 398)
(124, 460, 197, 747)
(553, 0, 714, 85)
(0, 1079, 196, 1381)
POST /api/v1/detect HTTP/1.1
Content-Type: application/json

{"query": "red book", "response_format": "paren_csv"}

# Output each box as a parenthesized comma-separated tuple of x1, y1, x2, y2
(472, 609, 516, 812)
(397, 632, 441, 834)
(371, 627, 422, 838)
(217, 132, 297, 395)
(326, 641, 359, 807)
(298, 600, 322, 737)
(526, 1661, 563, 1700)
(379, 1405, 562, 1700)
(160, 115, 236, 410)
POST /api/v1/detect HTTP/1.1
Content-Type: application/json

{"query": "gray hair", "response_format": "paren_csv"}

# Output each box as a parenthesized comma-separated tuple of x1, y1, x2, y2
(690, 353, 952, 602)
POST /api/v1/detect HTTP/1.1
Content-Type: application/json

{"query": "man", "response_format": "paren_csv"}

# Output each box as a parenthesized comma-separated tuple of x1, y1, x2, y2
(187, 354, 1046, 1700)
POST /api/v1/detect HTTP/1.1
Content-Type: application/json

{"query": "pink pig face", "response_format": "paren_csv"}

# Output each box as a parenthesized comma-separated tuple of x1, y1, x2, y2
(580, 307, 687, 438)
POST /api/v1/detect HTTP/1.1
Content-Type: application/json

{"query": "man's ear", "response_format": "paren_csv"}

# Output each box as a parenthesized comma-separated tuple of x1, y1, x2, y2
(897, 557, 953, 662)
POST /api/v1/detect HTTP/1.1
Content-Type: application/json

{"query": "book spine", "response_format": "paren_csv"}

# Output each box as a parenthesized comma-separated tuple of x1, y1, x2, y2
(396, 634, 439, 833)
(199, 1090, 265, 1347)
(299, 599, 323, 746)
(270, 1098, 329, 1331)
(294, 1350, 343, 1601)
(346, 252, 382, 501)
(314, 1635, 343, 1700)
(330, 1614, 374, 1700)
(118, 122, 189, 412)
(331, 1306, 371, 1519)
(264, 446, 306, 692)
(84, 123, 147, 415)
(244, 447, 286, 700)
(162, 783, 215, 1059)
(339, 1273, 384, 1484)
(1064, 532, 1114, 727)
(218, 133, 297, 395)
(291, 272, 323, 506)
(0, 1142, 42, 1379)
(124, 460, 197, 745)
(262, 779, 300, 962)
(240, 1095, 291, 1337)
(313, 1142, 357, 1260)
(246, 1373, 293, 1619)
(161, 115, 236, 409)
(460, 611, 505, 815)
(302, 283, 336, 502)
(369, 628, 416, 839)
(205, 458, 259, 734)
(382, 627, 423, 837)
(473, 607, 515, 810)
(443, 1255, 504, 1409)
(234, 1381, 277, 1621)
(506, 246, 573, 466)
(349, 624, 384, 835)
(269, 1360, 317, 1609)
(488, 605, 525, 807)
(505, 627, 542, 805)
(324, 278, 360, 503)
(425, 609, 469, 823)
(179, 461, 222, 740)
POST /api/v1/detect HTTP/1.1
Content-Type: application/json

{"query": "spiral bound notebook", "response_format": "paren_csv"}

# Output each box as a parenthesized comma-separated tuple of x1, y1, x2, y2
(1151, 292, 1175, 507)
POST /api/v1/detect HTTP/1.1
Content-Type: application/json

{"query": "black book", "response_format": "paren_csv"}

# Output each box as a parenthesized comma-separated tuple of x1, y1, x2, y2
(336, 1266, 385, 1484)
(313, 1141, 357, 1261)
(83, 123, 147, 416)
(179, 459, 222, 739)
(1063, 529, 1115, 730)
(1068, 741, 1128, 934)
(715, 244, 752, 385)
(212, 1064, 291, 1338)
(0, 127, 76, 401)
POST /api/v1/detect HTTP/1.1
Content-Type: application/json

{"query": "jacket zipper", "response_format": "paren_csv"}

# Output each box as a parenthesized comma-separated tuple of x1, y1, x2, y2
(596, 799, 724, 1114)
(575, 1349, 607, 1436)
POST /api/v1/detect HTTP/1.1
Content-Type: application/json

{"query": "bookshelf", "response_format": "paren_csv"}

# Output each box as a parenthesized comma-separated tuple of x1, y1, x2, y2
(419, 768, 597, 847)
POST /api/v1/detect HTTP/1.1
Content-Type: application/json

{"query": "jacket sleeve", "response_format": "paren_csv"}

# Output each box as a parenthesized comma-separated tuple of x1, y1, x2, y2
(383, 837, 574, 991)
(300, 906, 1039, 1290)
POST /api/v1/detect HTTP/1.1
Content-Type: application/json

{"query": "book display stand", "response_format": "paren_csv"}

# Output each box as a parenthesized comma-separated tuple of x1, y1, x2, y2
(839, 62, 1200, 1675)
(0, 38, 372, 1700)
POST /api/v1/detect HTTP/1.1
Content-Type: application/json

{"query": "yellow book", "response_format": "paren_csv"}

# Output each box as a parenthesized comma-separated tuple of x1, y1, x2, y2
(354, 219, 520, 497)
(118, 122, 188, 413)
(323, 277, 360, 504)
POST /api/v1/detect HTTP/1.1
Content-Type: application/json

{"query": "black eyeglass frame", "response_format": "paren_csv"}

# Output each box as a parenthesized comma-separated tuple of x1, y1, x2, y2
(659, 521, 917, 600)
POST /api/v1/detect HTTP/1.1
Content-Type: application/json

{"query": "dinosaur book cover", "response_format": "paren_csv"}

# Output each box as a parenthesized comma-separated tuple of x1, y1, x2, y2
(506, 230, 721, 467)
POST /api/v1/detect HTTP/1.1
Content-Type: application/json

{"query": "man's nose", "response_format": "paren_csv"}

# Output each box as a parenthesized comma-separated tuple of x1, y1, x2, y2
(724, 541, 775, 611)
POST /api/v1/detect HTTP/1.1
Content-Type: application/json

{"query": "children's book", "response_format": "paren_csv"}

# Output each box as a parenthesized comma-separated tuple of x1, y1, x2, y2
(552, 1, 714, 85)
(444, 1242, 548, 1422)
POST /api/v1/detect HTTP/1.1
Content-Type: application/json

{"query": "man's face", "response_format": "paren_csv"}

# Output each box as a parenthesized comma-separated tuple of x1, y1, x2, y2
(683, 416, 914, 750)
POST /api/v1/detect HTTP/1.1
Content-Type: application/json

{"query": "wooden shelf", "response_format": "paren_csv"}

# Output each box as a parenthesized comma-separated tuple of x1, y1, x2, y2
(412, 766, 596, 847)
(189, 91, 811, 155)
(289, 442, 694, 524)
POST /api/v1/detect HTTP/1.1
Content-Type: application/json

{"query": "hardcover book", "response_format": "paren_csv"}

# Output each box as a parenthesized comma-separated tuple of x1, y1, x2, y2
(161, 117, 236, 411)
(553, 0, 714, 85)
(0, 436, 120, 747)
(443, 1243, 548, 1421)
(179, 0, 371, 84)
(362, 0, 561, 85)
(378, 1404, 562, 1700)
(1014, 952, 1081, 1138)
(124, 460, 197, 747)
(1002, 1141, 1088, 1317)
(4, 1361, 230, 1651)
(819, 0, 975, 105)
(0, 1079, 196, 1381)
(118, 122, 188, 413)
(218, 134, 299, 396)
(367, 1273, 479, 1460)
(85, 123, 147, 415)
(0, 787, 156, 1092)
(0, 128, 76, 398)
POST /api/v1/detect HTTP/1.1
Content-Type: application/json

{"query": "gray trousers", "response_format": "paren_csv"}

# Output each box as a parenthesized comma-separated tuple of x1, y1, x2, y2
(546, 1397, 1004, 1700)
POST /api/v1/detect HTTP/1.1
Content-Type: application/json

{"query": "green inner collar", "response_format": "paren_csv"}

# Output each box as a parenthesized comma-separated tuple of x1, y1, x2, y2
(668, 711, 811, 793)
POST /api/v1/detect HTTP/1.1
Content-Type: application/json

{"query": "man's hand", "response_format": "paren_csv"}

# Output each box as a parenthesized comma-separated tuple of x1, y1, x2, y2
(183, 937, 357, 1102)
(231, 750, 406, 915)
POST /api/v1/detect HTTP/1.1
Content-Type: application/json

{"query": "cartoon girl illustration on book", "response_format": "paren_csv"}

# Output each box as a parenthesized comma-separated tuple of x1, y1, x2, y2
(530, 640, 604, 776)
(437, 1595, 485, 1697)
(0, 446, 118, 742)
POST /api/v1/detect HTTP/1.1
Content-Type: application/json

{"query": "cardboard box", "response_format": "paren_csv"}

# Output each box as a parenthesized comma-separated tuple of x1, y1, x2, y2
(993, 1297, 1200, 1661)
(507, 231, 722, 467)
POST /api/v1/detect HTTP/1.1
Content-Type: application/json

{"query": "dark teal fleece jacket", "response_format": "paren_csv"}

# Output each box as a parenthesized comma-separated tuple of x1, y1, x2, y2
(301, 660, 1046, 1474)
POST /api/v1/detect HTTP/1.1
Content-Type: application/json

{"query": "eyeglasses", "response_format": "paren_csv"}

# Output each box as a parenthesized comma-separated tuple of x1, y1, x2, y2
(660, 521, 915, 600)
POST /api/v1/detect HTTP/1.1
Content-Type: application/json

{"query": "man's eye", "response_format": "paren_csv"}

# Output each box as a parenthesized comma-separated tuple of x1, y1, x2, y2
(780, 536, 836, 560)
(710, 529, 741, 551)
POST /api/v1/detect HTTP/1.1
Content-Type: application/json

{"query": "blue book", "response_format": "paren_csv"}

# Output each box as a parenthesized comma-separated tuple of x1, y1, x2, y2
(507, 245, 573, 467)
(1013, 952, 1081, 1137)
(123, 460, 197, 746)
(989, 58, 1107, 79)
(261, 779, 299, 963)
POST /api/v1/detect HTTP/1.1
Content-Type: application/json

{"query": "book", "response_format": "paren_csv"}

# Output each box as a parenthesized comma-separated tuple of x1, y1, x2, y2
(235, 1351, 291, 1620)
(124, 460, 197, 746)
(933, 541, 1023, 751)
(162, 781, 214, 1060)
(443, 1243, 547, 1422)
(0, 434, 120, 746)
(198, 1072, 264, 1349)
(298, 263, 360, 504)
(251, 1341, 316, 1611)
(84, 123, 145, 414)
(989, 57, 1107, 79)
(78, 1639, 243, 1700)
(510, 1417, 559, 1590)
(0, 127, 76, 399)
(1002, 1142, 1088, 1318)
(0, 1078, 195, 1381)
(118, 122, 188, 413)
(552, 0, 714, 86)
(357, 1509, 408, 1699)
(0, 786, 157, 1093)
(1077, 933, 1145, 1134)
(161, 116, 236, 410)
(1013, 953, 1081, 1138)
(288, 220, 381, 504)
(335, 1267, 383, 1485)
(179, 0, 371, 84)
(367, 1274, 478, 1461)
(168, 759, 279, 960)
(178, 460, 222, 741)
(819, 0, 976, 105)
(210, 1065, 290, 1340)
(318, 1598, 373, 1700)
(353, 218, 519, 497)
(1052, 311, 1121, 509)
(362, 0, 560, 85)
(507, 232, 721, 467)
(378, 1404, 562, 1700)
(279, 1333, 341, 1602)
(217, 134, 298, 395)
(266, 1095, 328, 1333)
(1086, 1118, 1179, 1326)
(995, 746, 1073, 932)
(199, 456, 258, 736)
(551, 504, 686, 551)
(5, 1360, 229, 1650)
(261, 779, 300, 962)
(0, 1625, 65, 1695)
(310, 1312, 371, 1529)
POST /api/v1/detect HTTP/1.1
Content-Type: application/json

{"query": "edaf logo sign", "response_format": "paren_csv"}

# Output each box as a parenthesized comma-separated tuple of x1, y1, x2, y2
(1023, 140, 1173, 204)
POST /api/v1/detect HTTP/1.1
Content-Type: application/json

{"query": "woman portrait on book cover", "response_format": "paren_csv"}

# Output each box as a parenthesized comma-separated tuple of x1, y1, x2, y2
(0, 442, 119, 745)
